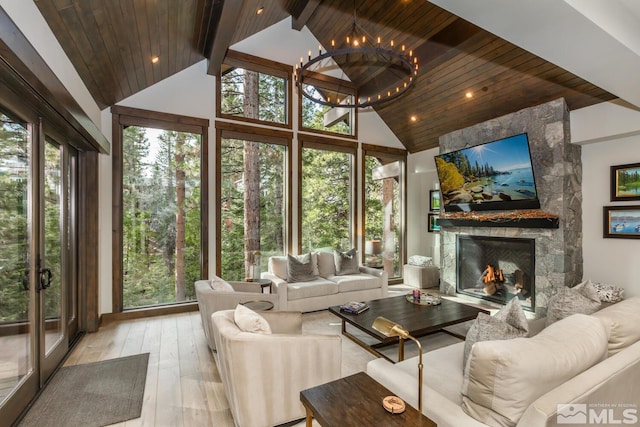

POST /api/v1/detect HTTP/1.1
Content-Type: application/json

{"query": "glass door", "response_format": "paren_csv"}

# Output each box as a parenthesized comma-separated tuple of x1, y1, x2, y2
(0, 111, 38, 422)
(39, 138, 67, 382)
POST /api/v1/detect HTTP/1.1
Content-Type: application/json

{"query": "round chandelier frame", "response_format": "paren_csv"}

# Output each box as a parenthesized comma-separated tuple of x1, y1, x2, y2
(295, 42, 418, 109)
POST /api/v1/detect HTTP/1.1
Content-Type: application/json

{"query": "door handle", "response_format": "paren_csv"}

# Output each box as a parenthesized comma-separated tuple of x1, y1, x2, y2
(39, 267, 52, 291)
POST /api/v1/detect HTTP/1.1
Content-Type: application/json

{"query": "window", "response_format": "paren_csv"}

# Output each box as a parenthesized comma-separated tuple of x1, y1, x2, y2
(112, 106, 208, 312)
(362, 145, 406, 280)
(299, 74, 356, 137)
(299, 136, 356, 253)
(218, 50, 291, 128)
(217, 123, 291, 280)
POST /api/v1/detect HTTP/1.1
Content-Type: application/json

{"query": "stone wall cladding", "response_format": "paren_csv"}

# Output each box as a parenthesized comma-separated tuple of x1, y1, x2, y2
(438, 98, 582, 317)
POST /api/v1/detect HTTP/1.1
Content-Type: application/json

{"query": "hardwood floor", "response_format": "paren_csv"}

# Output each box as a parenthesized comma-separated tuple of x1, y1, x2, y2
(65, 312, 234, 427)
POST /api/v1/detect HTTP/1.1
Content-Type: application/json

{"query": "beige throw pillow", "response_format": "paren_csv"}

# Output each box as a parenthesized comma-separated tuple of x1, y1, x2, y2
(210, 278, 234, 292)
(463, 297, 528, 370)
(545, 280, 601, 326)
(234, 304, 272, 334)
(334, 248, 359, 275)
(462, 314, 608, 427)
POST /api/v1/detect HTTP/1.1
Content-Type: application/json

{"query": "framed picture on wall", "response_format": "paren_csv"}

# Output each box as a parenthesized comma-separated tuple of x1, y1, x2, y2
(429, 189, 441, 211)
(603, 205, 640, 239)
(428, 213, 440, 233)
(610, 163, 640, 201)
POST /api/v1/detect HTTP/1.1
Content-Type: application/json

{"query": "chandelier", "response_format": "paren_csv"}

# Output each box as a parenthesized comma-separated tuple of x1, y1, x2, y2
(294, 3, 419, 109)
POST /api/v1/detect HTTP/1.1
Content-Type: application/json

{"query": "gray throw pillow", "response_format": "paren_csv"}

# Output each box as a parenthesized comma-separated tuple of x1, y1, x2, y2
(463, 297, 529, 370)
(334, 248, 359, 276)
(286, 253, 317, 283)
(546, 280, 602, 326)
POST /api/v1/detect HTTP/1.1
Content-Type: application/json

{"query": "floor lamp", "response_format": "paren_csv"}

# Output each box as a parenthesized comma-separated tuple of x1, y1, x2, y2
(372, 316, 424, 414)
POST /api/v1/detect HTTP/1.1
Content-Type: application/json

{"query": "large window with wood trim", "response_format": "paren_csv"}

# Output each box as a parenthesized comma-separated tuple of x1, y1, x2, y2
(217, 123, 291, 281)
(218, 50, 292, 128)
(299, 74, 356, 137)
(112, 107, 208, 311)
(362, 145, 406, 281)
(299, 136, 356, 253)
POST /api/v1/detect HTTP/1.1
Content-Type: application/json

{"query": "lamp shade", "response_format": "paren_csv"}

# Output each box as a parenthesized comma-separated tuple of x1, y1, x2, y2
(372, 316, 410, 339)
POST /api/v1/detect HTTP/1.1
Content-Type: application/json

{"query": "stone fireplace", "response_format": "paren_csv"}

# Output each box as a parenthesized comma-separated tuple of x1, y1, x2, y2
(457, 235, 536, 311)
(438, 98, 583, 317)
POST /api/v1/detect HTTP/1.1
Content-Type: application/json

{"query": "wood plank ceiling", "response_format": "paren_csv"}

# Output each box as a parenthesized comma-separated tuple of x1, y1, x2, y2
(34, 0, 616, 153)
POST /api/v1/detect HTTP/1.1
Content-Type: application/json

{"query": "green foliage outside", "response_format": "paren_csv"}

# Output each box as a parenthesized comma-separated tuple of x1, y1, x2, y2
(301, 87, 352, 135)
(122, 126, 201, 308)
(301, 148, 352, 252)
(220, 139, 286, 281)
(220, 68, 286, 124)
(0, 114, 29, 323)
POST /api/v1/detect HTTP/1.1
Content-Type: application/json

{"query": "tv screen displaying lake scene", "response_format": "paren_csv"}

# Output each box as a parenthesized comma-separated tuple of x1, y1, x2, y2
(435, 133, 541, 212)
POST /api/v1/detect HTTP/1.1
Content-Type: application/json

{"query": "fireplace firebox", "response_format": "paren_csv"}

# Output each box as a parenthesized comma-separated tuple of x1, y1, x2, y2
(456, 235, 535, 311)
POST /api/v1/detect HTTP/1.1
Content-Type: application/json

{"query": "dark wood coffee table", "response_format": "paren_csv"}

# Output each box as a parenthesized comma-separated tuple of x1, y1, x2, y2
(329, 295, 488, 362)
(300, 372, 436, 427)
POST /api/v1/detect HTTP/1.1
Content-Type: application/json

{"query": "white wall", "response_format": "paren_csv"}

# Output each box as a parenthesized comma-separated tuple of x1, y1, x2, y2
(576, 103, 640, 297)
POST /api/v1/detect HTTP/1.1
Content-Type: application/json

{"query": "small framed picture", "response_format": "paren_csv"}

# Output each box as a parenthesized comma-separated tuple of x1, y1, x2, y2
(610, 163, 640, 201)
(603, 205, 640, 239)
(429, 189, 440, 211)
(428, 213, 440, 233)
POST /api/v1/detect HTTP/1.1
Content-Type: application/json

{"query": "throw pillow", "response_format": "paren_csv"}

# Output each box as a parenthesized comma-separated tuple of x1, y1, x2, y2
(591, 281, 625, 303)
(210, 278, 234, 292)
(286, 253, 317, 283)
(592, 296, 640, 356)
(334, 248, 359, 276)
(234, 304, 272, 334)
(463, 297, 528, 370)
(546, 280, 601, 327)
(408, 255, 433, 267)
(462, 314, 608, 427)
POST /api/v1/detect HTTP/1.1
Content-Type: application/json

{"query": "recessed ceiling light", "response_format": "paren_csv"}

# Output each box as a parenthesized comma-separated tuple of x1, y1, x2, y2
(151, 56, 159, 64)
(465, 91, 473, 99)
(410, 115, 418, 122)
(256, 7, 264, 15)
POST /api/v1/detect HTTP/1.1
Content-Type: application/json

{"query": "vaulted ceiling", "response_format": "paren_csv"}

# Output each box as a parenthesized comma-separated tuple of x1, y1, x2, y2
(34, 0, 616, 153)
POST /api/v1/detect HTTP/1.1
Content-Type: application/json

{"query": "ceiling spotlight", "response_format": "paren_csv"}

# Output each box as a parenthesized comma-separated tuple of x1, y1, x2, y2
(410, 115, 418, 122)
(465, 91, 473, 99)
(151, 56, 159, 64)
(256, 7, 264, 15)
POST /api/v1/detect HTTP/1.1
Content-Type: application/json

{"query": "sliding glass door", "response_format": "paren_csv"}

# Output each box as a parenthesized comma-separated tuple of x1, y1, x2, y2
(0, 113, 77, 422)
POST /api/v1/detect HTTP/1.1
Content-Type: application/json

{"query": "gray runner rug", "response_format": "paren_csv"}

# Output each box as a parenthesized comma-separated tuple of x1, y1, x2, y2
(19, 353, 149, 427)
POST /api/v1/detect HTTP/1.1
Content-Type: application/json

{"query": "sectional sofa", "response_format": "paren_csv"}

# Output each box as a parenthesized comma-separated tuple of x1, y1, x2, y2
(367, 297, 640, 427)
(263, 251, 388, 312)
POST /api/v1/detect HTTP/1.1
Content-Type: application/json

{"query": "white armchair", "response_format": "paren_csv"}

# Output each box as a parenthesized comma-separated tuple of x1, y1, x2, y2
(195, 277, 279, 350)
(211, 309, 342, 427)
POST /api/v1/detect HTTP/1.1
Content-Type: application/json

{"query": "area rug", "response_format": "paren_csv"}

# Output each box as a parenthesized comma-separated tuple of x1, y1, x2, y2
(19, 353, 149, 427)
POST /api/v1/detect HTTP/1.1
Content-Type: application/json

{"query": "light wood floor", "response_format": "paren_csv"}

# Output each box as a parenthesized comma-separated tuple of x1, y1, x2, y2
(65, 312, 235, 427)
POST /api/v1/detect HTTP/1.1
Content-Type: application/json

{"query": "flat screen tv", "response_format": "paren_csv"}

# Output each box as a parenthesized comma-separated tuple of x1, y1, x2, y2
(434, 133, 540, 212)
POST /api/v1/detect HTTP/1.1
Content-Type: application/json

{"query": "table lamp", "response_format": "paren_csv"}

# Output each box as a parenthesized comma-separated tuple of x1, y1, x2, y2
(372, 316, 424, 414)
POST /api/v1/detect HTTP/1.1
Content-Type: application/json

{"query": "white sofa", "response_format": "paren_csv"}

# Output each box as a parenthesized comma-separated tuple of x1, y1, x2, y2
(211, 309, 341, 427)
(367, 297, 640, 427)
(263, 251, 388, 312)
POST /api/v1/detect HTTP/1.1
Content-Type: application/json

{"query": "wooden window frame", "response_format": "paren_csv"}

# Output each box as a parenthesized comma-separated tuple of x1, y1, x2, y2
(361, 144, 407, 284)
(298, 134, 358, 253)
(215, 121, 293, 275)
(217, 50, 293, 129)
(111, 105, 209, 314)
(298, 71, 358, 139)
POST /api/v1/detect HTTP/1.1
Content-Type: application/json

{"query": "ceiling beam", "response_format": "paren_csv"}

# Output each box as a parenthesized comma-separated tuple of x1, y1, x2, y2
(206, 0, 243, 77)
(291, 0, 320, 31)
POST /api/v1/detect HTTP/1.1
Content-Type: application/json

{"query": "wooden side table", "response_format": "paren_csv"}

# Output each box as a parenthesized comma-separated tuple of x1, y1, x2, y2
(254, 278, 272, 293)
(300, 372, 436, 427)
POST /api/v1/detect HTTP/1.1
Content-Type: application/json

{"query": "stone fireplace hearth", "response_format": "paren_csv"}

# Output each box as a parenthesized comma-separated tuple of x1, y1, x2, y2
(438, 99, 582, 317)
